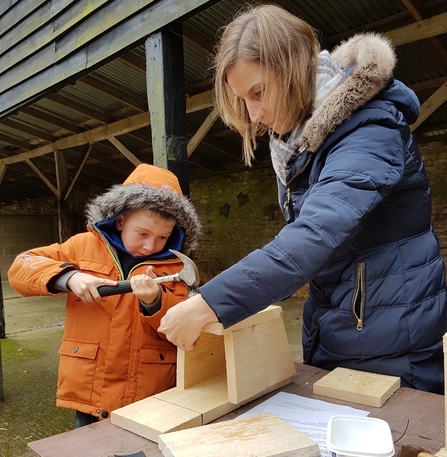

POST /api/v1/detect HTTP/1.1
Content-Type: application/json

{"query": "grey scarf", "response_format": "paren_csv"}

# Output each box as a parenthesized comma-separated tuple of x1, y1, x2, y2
(270, 50, 346, 186)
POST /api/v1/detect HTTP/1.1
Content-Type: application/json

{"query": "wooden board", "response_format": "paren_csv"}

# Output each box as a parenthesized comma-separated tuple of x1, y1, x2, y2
(111, 396, 202, 442)
(112, 305, 296, 442)
(224, 315, 296, 404)
(313, 367, 400, 407)
(158, 412, 320, 457)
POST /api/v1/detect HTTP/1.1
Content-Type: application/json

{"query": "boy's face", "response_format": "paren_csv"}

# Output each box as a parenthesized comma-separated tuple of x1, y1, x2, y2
(115, 209, 176, 257)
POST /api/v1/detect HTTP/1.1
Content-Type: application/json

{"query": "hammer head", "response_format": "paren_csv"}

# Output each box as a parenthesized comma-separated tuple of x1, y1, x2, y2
(169, 249, 200, 287)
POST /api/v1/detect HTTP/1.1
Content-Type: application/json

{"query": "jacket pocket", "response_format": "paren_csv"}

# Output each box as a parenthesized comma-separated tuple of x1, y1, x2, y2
(78, 259, 115, 277)
(57, 339, 99, 403)
(135, 345, 177, 400)
(351, 261, 366, 331)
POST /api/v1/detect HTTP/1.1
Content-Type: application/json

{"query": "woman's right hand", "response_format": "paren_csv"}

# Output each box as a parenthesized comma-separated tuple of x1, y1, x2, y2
(67, 272, 118, 303)
(158, 293, 218, 351)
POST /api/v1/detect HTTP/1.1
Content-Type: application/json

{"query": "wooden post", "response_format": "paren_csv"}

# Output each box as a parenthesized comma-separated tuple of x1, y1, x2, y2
(54, 150, 72, 243)
(146, 24, 190, 196)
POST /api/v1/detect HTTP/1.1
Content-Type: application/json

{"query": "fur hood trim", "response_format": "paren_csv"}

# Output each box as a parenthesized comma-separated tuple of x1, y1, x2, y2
(85, 164, 201, 255)
(301, 33, 397, 153)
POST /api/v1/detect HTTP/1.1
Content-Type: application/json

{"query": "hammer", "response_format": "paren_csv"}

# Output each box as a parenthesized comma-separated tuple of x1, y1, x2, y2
(97, 249, 200, 297)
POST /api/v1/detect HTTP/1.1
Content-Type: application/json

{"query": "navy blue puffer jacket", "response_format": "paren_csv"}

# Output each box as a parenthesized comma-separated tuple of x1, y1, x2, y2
(200, 34, 447, 393)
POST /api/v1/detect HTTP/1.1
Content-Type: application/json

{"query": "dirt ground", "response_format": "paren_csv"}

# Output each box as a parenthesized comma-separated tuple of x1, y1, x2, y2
(0, 281, 304, 457)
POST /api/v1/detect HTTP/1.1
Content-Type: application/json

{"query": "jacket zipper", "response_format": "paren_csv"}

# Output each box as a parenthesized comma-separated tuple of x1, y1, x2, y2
(351, 261, 366, 331)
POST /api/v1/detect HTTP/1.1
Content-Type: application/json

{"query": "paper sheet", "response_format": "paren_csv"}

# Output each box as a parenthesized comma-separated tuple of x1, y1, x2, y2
(238, 392, 370, 456)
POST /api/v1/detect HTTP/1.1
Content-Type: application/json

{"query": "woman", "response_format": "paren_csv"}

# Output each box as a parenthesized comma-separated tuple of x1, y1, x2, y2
(159, 4, 447, 393)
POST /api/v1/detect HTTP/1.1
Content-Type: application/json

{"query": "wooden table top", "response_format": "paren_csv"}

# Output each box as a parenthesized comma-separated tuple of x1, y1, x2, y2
(28, 363, 445, 457)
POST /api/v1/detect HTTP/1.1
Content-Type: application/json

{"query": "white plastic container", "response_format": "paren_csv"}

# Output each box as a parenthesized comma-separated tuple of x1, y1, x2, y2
(326, 415, 395, 457)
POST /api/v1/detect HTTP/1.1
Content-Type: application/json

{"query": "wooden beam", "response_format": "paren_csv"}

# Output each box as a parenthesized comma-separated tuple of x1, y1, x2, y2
(107, 136, 142, 166)
(400, 0, 447, 62)
(409, 76, 447, 92)
(63, 143, 93, 200)
(146, 26, 189, 193)
(0, 144, 54, 165)
(385, 11, 447, 46)
(411, 80, 447, 131)
(187, 109, 219, 157)
(55, 112, 151, 150)
(54, 149, 71, 242)
(0, 163, 6, 185)
(0, 91, 213, 167)
(24, 158, 58, 195)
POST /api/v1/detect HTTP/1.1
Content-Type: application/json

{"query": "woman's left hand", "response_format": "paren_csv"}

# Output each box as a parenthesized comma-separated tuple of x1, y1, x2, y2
(158, 293, 218, 351)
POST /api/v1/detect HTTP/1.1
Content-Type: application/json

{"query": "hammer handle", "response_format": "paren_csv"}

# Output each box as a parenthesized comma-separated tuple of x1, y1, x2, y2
(97, 280, 132, 297)
(97, 274, 180, 297)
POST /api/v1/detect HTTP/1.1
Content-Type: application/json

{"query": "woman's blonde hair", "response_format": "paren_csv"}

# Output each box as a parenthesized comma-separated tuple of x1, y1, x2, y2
(213, 4, 320, 165)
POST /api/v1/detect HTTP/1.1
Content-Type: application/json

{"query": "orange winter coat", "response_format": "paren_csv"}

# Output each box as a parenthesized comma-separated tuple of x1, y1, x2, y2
(8, 164, 201, 419)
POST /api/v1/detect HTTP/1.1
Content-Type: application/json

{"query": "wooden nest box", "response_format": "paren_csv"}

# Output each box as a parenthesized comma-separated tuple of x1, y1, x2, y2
(112, 305, 296, 442)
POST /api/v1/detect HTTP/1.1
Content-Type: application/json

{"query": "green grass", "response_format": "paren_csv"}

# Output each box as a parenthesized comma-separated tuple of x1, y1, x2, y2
(0, 329, 74, 457)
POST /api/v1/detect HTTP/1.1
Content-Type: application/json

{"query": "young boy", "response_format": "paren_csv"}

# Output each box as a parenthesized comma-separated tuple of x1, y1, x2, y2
(7, 163, 201, 427)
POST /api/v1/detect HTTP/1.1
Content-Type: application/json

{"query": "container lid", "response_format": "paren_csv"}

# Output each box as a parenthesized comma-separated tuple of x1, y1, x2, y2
(326, 415, 395, 457)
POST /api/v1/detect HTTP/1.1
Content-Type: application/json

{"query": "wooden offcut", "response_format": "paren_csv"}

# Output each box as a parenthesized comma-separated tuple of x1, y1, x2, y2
(158, 412, 320, 457)
(112, 305, 296, 442)
(313, 366, 400, 407)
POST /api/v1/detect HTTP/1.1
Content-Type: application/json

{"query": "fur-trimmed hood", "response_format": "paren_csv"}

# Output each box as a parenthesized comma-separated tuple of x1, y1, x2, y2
(85, 164, 201, 255)
(301, 33, 398, 153)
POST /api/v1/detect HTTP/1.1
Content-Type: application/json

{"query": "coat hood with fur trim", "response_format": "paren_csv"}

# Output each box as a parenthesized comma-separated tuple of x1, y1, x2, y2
(84, 164, 201, 255)
(301, 33, 398, 153)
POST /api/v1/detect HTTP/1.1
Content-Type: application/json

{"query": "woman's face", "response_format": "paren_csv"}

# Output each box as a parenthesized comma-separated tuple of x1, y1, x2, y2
(226, 60, 287, 134)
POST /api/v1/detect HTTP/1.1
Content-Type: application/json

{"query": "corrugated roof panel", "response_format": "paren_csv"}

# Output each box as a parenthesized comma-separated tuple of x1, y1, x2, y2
(60, 82, 127, 114)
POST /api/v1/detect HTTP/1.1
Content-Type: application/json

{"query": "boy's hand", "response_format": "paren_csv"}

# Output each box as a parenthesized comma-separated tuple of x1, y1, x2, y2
(67, 272, 118, 303)
(130, 266, 160, 304)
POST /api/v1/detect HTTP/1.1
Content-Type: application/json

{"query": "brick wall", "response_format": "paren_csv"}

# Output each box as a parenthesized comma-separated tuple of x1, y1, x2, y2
(420, 141, 447, 258)
(0, 215, 58, 279)
(189, 168, 286, 282)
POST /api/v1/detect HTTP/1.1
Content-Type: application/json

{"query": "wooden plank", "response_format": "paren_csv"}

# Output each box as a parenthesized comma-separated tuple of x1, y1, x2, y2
(0, 0, 74, 60)
(0, 0, 47, 38)
(187, 108, 219, 157)
(176, 332, 225, 389)
(107, 136, 142, 166)
(385, 11, 447, 46)
(203, 305, 283, 335)
(224, 316, 296, 404)
(0, 0, 217, 118)
(0, 0, 21, 17)
(313, 367, 400, 407)
(63, 143, 93, 199)
(25, 158, 58, 196)
(158, 412, 320, 457)
(411, 80, 447, 132)
(155, 373, 235, 424)
(111, 396, 202, 443)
